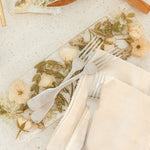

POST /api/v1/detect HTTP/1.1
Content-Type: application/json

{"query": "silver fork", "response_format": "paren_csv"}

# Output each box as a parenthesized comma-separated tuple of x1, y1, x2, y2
(80, 73, 105, 150)
(27, 48, 122, 123)
(63, 36, 102, 82)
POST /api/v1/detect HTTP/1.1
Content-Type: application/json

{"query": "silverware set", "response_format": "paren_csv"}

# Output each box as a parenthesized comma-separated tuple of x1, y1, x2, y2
(63, 36, 103, 82)
(27, 36, 122, 123)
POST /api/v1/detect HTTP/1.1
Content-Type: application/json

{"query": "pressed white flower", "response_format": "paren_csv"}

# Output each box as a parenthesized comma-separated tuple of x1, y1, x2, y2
(131, 38, 150, 57)
(15, 0, 32, 9)
(17, 116, 33, 131)
(129, 24, 143, 40)
(115, 40, 128, 49)
(8, 80, 31, 105)
(104, 44, 114, 51)
(83, 31, 91, 42)
(39, 75, 53, 88)
(105, 37, 116, 44)
(60, 47, 79, 62)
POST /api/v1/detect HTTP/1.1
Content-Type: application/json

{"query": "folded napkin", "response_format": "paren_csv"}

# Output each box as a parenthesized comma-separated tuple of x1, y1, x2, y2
(96, 51, 150, 95)
(66, 78, 150, 150)
(46, 51, 150, 150)
(47, 77, 150, 150)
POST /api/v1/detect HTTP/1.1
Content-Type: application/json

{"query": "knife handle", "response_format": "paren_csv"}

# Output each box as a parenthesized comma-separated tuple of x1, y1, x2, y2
(126, 0, 150, 14)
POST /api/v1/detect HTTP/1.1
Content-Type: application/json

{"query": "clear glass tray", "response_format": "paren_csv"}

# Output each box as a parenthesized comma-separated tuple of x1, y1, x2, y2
(5, 0, 61, 14)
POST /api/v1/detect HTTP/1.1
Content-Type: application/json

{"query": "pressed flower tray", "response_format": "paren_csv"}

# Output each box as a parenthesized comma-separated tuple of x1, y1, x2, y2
(5, 0, 77, 14)
(1, 6, 150, 150)
(5, 0, 61, 14)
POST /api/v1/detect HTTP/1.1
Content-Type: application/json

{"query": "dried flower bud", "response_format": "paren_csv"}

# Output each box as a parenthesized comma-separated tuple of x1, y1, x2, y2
(129, 24, 143, 40)
(17, 116, 33, 131)
(39, 75, 53, 88)
(60, 47, 79, 62)
(9, 80, 31, 104)
(131, 38, 150, 57)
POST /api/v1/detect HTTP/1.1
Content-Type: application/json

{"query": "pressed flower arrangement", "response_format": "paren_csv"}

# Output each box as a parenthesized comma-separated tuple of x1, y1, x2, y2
(0, 9, 150, 138)
(6, 0, 77, 14)
(70, 11, 150, 60)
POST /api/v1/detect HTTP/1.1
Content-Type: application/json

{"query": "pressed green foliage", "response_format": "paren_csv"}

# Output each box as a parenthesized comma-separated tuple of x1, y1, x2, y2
(32, 74, 41, 83)
(94, 22, 101, 30)
(121, 12, 126, 20)
(93, 20, 113, 37)
(69, 37, 88, 50)
(0, 106, 7, 114)
(18, 104, 28, 113)
(125, 37, 134, 43)
(59, 93, 69, 105)
(31, 83, 38, 91)
(65, 62, 72, 71)
(17, 120, 26, 131)
(44, 69, 53, 75)
(70, 83, 74, 101)
(63, 88, 70, 94)
(16, 120, 27, 139)
(127, 13, 135, 18)
(112, 21, 123, 32)
(0, 102, 28, 117)
(34, 61, 46, 69)
(47, 60, 64, 69)
(126, 19, 133, 24)
(54, 72, 64, 79)
(35, 86, 39, 94)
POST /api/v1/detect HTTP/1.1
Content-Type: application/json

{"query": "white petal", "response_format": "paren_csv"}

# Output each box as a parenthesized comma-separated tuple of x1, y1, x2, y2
(8, 80, 31, 104)
(39, 75, 53, 88)
(116, 40, 128, 49)
(104, 44, 114, 51)
(60, 47, 79, 62)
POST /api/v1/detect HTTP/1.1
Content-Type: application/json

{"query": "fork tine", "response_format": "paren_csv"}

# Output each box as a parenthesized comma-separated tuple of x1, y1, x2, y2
(85, 42, 103, 64)
(95, 48, 123, 66)
(97, 54, 122, 71)
(96, 73, 105, 99)
(93, 47, 116, 63)
(91, 73, 103, 98)
(88, 73, 98, 97)
(78, 36, 97, 57)
(88, 73, 105, 98)
(94, 49, 119, 66)
(94, 48, 121, 65)
(83, 40, 102, 63)
(80, 37, 100, 59)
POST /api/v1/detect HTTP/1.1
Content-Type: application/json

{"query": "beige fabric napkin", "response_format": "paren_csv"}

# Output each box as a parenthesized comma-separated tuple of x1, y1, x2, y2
(46, 76, 90, 150)
(46, 77, 150, 150)
(66, 78, 150, 150)
(96, 51, 150, 95)
(46, 51, 150, 150)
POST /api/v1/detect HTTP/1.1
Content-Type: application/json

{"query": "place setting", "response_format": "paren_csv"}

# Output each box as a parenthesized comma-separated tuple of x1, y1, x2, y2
(0, 0, 150, 150)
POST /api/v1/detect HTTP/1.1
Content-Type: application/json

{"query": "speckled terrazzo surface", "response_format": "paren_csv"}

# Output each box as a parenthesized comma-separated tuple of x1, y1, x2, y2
(0, 0, 150, 149)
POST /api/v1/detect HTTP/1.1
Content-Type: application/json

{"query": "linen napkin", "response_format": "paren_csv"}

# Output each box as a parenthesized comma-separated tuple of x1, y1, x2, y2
(46, 50, 150, 150)
(46, 77, 150, 150)
(96, 51, 150, 96)
(66, 78, 150, 150)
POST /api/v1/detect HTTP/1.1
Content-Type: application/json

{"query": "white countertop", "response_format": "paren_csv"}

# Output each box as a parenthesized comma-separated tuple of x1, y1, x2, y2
(0, 0, 150, 149)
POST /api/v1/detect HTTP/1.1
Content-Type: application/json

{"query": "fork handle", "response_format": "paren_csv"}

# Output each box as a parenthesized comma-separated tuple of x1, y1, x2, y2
(28, 72, 84, 111)
(80, 108, 95, 150)
(30, 72, 84, 123)
(56, 72, 83, 91)
(62, 69, 77, 83)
